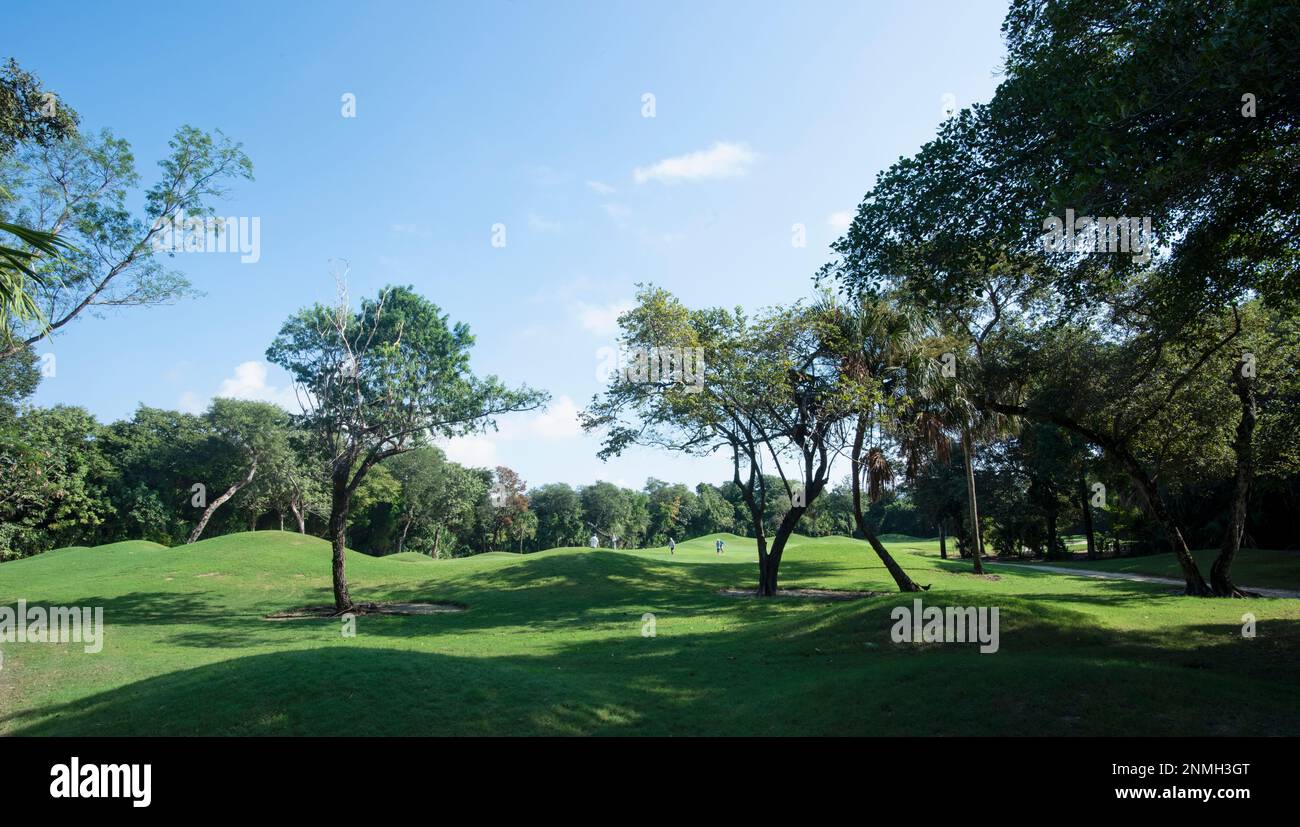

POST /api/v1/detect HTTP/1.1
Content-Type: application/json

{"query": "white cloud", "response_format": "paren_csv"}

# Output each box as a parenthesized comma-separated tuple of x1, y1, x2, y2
(218, 361, 301, 410)
(178, 361, 302, 415)
(574, 300, 633, 336)
(586, 180, 616, 195)
(439, 395, 583, 468)
(633, 141, 758, 184)
(528, 395, 583, 439)
(828, 210, 854, 233)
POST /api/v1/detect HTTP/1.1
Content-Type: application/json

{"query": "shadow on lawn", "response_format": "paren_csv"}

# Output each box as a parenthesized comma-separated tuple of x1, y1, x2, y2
(7, 594, 1298, 736)
(10, 616, 1300, 733)
(41, 553, 865, 651)
(20, 550, 1297, 735)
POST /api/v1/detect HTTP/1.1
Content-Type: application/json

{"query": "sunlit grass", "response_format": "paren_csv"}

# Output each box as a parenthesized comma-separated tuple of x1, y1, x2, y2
(1, 530, 1297, 736)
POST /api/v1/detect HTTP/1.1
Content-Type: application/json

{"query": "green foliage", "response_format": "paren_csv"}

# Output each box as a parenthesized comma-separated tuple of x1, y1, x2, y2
(0, 405, 111, 559)
(528, 483, 585, 549)
(1, 121, 252, 356)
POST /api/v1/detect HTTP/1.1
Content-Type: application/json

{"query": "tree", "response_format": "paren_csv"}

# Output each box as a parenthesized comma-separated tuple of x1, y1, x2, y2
(689, 483, 734, 537)
(0, 404, 110, 560)
(508, 507, 537, 554)
(991, 0, 1299, 312)
(645, 478, 696, 544)
(484, 466, 530, 551)
(579, 481, 631, 545)
(99, 405, 208, 544)
(1209, 302, 1300, 594)
(584, 286, 859, 594)
(267, 282, 545, 611)
(241, 428, 328, 534)
(821, 291, 927, 591)
(1, 123, 252, 359)
(529, 483, 585, 549)
(387, 447, 446, 553)
(820, 59, 1256, 593)
(0, 59, 79, 334)
(910, 448, 965, 558)
(186, 398, 289, 543)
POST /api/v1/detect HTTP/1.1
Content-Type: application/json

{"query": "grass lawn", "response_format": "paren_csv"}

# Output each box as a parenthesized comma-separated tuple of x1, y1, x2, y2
(1004, 546, 1300, 591)
(2, 531, 1298, 736)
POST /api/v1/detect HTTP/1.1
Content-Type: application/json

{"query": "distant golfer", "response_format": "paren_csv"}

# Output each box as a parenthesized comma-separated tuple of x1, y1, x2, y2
(589, 533, 599, 549)
(715, 538, 724, 555)
(668, 537, 676, 555)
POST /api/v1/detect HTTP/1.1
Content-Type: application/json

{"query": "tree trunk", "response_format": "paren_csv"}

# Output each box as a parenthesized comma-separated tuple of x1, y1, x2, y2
(278, 511, 285, 532)
(960, 427, 985, 574)
(982, 400, 1212, 594)
(733, 446, 772, 596)
(750, 503, 771, 595)
(431, 524, 443, 559)
(328, 466, 354, 612)
(187, 458, 258, 544)
(291, 499, 306, 534)
(398, 514, 413, 554)
(1137, 473, 1211, 595)
(1211, 368, 1257, 597)
(1079, 471, 1097, 560)
(763, 506, 806, 595)
(938, 523, 947, 559)
(851, 416, 922, 591)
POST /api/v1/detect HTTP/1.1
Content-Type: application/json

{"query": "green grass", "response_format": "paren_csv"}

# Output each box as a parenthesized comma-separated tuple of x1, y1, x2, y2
(1008, 547, 1300, 590)
(2, 530, 1298, 736)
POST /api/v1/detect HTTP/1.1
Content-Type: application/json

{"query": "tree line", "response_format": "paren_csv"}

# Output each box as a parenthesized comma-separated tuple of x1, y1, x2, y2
(583, 0, 1300, 597)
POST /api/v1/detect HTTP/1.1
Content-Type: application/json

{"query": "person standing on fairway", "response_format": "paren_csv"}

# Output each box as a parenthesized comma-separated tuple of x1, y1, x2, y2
(715, 538, 724, 555)
(589, 533, 599, 549)
(668, 537, 676, 555)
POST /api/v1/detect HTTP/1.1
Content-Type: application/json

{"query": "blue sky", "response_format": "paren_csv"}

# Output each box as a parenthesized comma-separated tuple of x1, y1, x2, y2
(15, 0, 1009, 489)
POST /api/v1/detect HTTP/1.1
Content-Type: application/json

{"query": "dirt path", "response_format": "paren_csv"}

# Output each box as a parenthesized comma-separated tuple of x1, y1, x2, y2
(987, 562, 1300, 599)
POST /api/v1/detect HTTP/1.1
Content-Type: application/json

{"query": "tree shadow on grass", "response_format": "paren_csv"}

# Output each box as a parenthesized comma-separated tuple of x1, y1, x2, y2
(15, 550, 1298, 735)
(35, 554, 866, 650)
(6, 603, 1299, 736)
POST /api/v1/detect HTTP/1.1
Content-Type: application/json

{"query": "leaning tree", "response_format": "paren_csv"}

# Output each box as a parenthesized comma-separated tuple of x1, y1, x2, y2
(186, 398, 289, 543)
(267, 282, 545, 612)
(582, 285, 856, 596)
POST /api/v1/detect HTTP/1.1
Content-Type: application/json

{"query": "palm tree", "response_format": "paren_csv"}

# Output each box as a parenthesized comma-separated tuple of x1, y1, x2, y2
(820, 291, 927, 592)
(0, 220, 68, 342)
(899, 331, 1012, 575)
